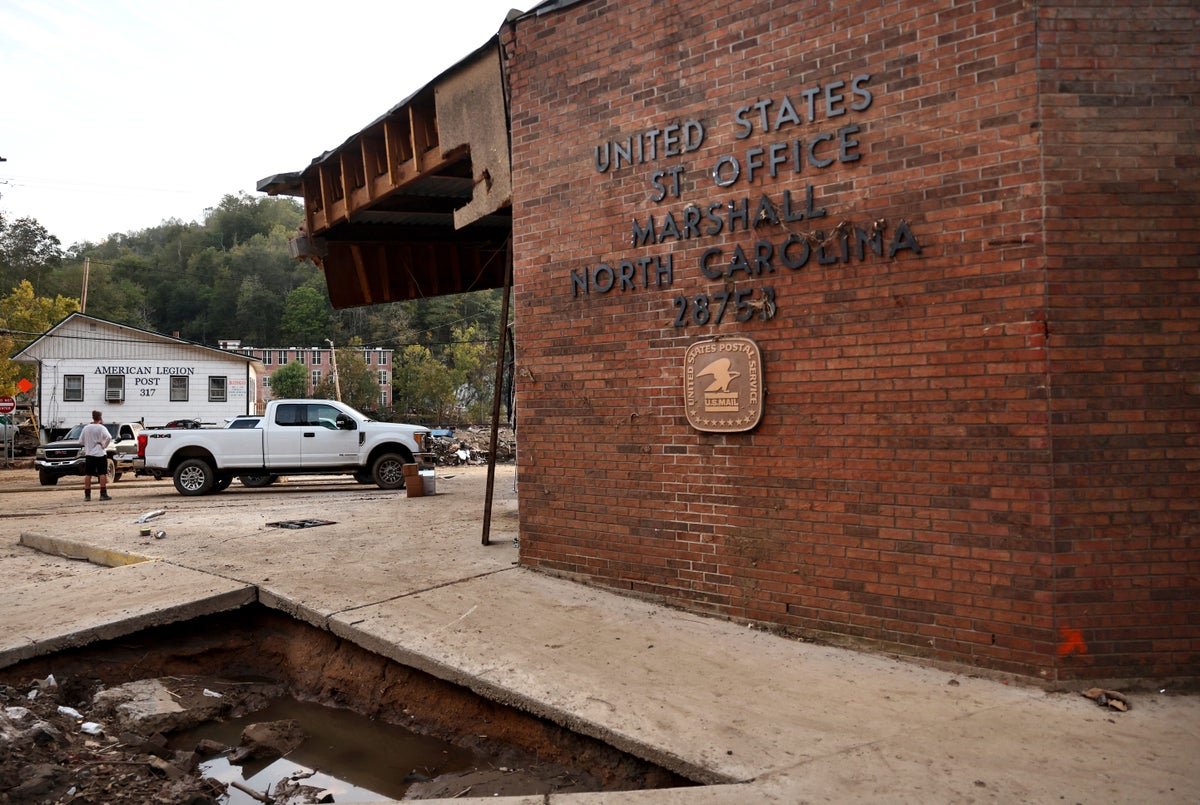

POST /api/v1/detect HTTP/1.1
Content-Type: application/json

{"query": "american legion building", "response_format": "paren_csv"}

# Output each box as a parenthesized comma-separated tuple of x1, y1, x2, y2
(260, 0, 1198, 684)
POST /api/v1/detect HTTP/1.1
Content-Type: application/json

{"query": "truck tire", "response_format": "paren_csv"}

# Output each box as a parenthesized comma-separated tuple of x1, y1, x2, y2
(38, 470, 59, 486)
(173, 458, 215, 496)
(239, 474, 278, 488)
(214, 475, 233, 492)
(353, 471, 373, 484)
(371, 453, 408, 490)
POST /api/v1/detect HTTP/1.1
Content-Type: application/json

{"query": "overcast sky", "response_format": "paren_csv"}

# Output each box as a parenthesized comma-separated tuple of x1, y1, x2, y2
(0, 0, 526, 248)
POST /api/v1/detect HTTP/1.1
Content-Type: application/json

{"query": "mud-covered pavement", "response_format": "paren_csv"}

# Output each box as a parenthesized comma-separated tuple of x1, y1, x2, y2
(2, 465, 1199, 804)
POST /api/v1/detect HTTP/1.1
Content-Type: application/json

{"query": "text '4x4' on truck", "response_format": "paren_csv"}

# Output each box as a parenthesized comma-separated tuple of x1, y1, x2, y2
(137, 400, 432, 496)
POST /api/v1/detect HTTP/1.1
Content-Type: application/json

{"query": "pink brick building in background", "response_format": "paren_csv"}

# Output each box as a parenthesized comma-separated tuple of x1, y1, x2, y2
(218, 342, 392, 410)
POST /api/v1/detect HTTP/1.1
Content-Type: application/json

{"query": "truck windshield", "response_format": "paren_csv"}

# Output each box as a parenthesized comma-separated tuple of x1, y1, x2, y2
(61, 423, 120, 440)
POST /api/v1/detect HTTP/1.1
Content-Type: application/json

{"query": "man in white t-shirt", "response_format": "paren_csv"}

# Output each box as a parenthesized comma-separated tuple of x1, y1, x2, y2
(80, 410, 112, 501)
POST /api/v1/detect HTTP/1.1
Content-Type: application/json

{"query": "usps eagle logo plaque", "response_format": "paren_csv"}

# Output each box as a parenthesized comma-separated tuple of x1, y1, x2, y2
(684, 337, 763, 432)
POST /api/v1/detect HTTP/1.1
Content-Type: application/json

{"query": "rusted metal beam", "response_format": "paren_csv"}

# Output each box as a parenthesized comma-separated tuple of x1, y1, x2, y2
(482, 237, 512, 547)
(349, 243, 374, 306)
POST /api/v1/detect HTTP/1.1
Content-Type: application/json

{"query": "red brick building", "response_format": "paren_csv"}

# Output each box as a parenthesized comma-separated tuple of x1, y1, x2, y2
(217, 342, 393, 411)
(505, 0, 1198, 684)
(261, 0, 1197, 684)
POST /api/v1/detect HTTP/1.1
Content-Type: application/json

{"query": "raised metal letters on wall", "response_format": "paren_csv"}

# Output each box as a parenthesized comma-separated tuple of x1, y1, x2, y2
(683, 337, 763, 433)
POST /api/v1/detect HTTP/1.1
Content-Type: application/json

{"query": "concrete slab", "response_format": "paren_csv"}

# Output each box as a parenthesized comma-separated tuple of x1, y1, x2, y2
(0, 557, 256, 668)
(2, 466, 1198, 804)
(7, 473, 519, 626)
(327, 569, 1038, 784)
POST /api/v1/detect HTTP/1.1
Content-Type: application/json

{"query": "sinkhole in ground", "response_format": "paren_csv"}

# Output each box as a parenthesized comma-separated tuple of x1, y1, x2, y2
(0, 606, 696, 803)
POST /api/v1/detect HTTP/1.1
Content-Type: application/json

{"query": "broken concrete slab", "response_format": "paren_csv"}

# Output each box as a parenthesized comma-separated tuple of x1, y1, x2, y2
(0, 558, 256, 668)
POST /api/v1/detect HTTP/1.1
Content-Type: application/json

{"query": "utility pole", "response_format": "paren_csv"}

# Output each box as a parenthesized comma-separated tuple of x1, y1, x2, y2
(80, 257, 90, 312)
(325, 338, 342, 401)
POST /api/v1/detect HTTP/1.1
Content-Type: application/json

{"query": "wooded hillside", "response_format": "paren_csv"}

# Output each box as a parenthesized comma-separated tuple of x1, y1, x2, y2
(0, 193, 507, 423)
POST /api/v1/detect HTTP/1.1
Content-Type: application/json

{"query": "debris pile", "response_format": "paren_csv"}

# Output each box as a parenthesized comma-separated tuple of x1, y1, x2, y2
(429, 427, 516, 465)
(0, 674, 285, 804)
(1081, 687, 1131, 712)
(5, 425, 39, 458)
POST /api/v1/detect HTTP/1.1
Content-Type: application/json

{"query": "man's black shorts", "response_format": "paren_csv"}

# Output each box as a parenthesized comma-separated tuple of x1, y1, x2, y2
(84, 455, 108, 476)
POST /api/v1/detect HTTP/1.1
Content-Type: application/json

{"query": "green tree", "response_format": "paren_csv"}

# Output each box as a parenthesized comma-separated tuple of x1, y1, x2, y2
(333, 339, 381, 413)
(203, 193, 303, 251)
(392, 344, 456, 424)
(0, 281, 79, 395)
(280, 285, 332, 345)
(446, 322, 493, 422)
(0, 215, 63, 294)
(234, 277, 281, 347)
(268, 360, 310, 400)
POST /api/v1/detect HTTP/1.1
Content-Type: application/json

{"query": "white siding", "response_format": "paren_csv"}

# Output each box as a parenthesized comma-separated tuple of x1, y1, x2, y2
(20, 315, 261, 430)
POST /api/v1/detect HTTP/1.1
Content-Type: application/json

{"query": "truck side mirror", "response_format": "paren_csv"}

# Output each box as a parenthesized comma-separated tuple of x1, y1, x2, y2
(336, 413, 356, 431)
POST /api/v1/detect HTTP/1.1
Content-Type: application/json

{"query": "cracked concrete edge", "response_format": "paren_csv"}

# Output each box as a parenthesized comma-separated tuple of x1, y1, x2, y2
(320, 612, 741, 789)
(401, 783, 767, 804)
(0, 585, 258, 669)
(256, 587, 750, 790)
(256, 587, 335, 632)
(546, 782, 784, 803)
(19, 531, 153, 568)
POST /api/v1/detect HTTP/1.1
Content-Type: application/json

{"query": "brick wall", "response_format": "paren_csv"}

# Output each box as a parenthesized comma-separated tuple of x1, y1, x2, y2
(505, 0, 1198, 682)
(1038, 0, 1200, 681)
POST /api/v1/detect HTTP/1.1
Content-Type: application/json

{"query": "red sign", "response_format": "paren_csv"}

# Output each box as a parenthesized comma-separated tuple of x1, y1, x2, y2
(0, 396, 14, 414)
(16, 378, 33, 394)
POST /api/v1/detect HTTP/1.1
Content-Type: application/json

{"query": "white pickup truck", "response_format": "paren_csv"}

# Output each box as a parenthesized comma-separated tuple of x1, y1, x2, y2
(137, 399, 431, 496)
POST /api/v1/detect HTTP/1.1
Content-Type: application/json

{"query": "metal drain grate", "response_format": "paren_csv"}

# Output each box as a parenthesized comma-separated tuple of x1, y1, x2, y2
(266, 519, 336, 529)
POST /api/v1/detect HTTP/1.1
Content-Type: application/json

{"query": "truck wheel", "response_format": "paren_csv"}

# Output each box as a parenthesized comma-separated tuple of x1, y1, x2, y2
(38, 470, 59, 486)
(371, 453, 408, 490)
(214, 475, 233, 492)
(106, 459, 117, 485)
(239, 474, 278, 488)
(173, 458, 215, 496)
(353, 471, 373, 484)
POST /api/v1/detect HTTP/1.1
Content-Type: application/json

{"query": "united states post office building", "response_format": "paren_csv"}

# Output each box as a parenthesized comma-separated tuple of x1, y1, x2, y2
(267, 0, 1198, 684)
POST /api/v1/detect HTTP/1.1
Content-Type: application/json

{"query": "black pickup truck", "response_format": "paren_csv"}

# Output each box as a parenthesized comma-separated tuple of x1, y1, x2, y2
(34, 422, 143, 486)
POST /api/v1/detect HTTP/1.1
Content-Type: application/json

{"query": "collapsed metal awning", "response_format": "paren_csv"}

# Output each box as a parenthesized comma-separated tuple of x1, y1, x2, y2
(257, 38, 512, 310)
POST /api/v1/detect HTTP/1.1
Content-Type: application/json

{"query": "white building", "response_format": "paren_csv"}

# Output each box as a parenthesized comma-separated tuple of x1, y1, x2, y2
(15, 313, 264, 438)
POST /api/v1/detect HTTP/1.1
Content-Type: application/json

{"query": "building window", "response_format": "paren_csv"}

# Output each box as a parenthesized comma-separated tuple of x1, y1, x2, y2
(208, 376, 227, 402)
(312, 350, 322, 365)
(379, 352, 387, 366)
(170, 375, 189, 402)
(275, 402, 339, 427)
(381, 390, 389, 408)
(378, 370, 388, 386)
(64, 375, 84, 401)
(296, 351, 306, 365)
(311, 370, 321, 388)
(263, 351, 273, 366)
(105, 374, 125, 402)
(263, 376, 271, 388)
(278, 350, 288, 365)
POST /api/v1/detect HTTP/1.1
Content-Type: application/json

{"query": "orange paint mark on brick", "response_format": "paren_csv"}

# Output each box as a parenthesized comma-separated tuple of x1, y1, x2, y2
(1057, 627, 1087, 656)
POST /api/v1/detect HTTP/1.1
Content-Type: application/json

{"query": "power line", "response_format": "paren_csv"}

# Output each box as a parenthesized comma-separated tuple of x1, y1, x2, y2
(1, 328, 496, 350)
